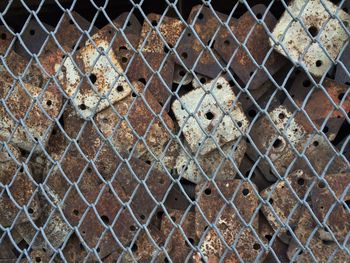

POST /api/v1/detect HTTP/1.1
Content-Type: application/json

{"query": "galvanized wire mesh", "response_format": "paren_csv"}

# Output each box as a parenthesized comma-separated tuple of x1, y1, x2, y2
(0, 0, 350, 262)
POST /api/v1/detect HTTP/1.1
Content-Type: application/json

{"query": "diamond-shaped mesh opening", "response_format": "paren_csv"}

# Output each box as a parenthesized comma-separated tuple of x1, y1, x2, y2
(0, 0, 349, 262)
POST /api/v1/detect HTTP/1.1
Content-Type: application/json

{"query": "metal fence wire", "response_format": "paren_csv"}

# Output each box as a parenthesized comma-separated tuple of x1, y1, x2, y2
(0, 0, 350, 262)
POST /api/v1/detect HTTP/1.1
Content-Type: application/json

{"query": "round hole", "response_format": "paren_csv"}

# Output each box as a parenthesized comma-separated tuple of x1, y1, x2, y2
(338, 92, 345, 100)
(237, 121, 242, 127)
(224, 39, 230, 46)
(248, 109, 257, 117)
(313, 141, 319, 147)
(205, 111, 214, 120)
(182, 52, 188, 59)
(87, 167, 92, 173)
(200, 77, 206, 84)
(256, 13, 262, 19)
(318, 181, 326, 188)
(46, 100, 52, 107)
(179, 70, 185, 77)
(278, 113, 285, 119)
(198, 13, 204, 20)
(119, 46, 127, 51)
(303, 79, 311, 87)
(185, 238, 195, 247)
(28, 208, 34, 214)
(253, 243, 261, 250)
(151, 20, 157, 26)
(73, 209, 79, 216)
(323, 126, 329, 133)
(1, 33, 6, 40)
(316, 60, 322, 67)
(132, 92, 137, 97)
(69, 19, 74, 25)
(344, 199, 350, 210)
(127, 21, 131, 27)
(35, 257, 41, 262)
(163, 45, 169, 53)
(82, 230, 86, 235)
(29, 29, 35, 36)
(297, 178, 305, 186)
(269, 198, 274, 205)
(138, 78, 146, 85)
(265, 234, 272, 241)
(132, 243, 138, 252)
(79, 104, 87, 110)
(308, 26, 318, 37)
(204, 188, 211, 195)
(250, 71, 254, 76)
(242, 189, 249, 196)
(101, 215, 109, 224)
(130, 225, 136, 231)
(159, 178, 165, 184)
(117, 85, 124, 92)
(96, 247, 100, 253)
(273, 138, 283, 148)
(89, 74, 97, 84)
(187, 32, 192, 37)
(102, 117, 109, 124)
(140, 214, 146, 220)
(217, 84, 222, 89)
(121, 57, 128, 63)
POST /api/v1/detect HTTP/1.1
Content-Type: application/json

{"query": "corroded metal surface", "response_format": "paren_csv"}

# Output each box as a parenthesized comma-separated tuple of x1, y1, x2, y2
(260, 169, 314, 244)
(215, 5, 286, 90)
(0, 78, 62, 151)
(172, 77, 249, 155)
(194, 180, 264, 261)
(271, 0, 350, 77)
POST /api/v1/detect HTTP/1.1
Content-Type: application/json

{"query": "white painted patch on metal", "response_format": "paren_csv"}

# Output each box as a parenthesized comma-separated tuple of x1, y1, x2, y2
(172, 77, 249, 155)
(271, 0, 350, 76)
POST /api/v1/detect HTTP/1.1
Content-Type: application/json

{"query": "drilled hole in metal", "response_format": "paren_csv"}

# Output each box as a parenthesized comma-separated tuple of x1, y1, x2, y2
(28, 208, 34, 214)
(323, 126, 329, 133)
(248, 109, 257, 117)
(46, 100, 52, 106)
(269, 198, 274, 205)
(69, 19, 74, 25)
(138, 78, 146, 85)
(140, 214, 145, 220)
(242, 188, 249, 196)
(200, 77, 206, 84)
(1, 33, 6, 40)
(198, 13, 204, 20)
(89, 74, 97, 84)
(119, 46, 127, 51)
(273, 138, 283, 148)
(151, 20, 157, 26)
(79, 104, 87, 110)
(253, 243, 261, 250)
(185, 238, 195, 247)
(278, 113, 285, 119)
(338, 92, 345, 100)
(121, 57, 128, 63)
(132, 243, 138, 252)
(313, 141, 319, 147)
(182, 52, 188, 59)
(204, 188, 211, 195)
(297, 178, 305, 186)
(224, 39, 230, 46)
(308, 26, 318, 37)
(130, 225, 136, 231)
(101, 215, 109, 224)
(318, 181, 326, 188)
(205, 111, 214, 120)
(256, 13, 262, 19)
(30, 29, 35, 36)
(303, 79, 311, 87)
(35, 257, 41, 262)
(316, 60, 322, 67)
(265, 234, 272, 241)
(73, 209, 79, 216)
(117, 85, 124, 92)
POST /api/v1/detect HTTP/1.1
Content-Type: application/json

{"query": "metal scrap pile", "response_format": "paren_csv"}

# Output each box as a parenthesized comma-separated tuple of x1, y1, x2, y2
(0, 0, 350, 262)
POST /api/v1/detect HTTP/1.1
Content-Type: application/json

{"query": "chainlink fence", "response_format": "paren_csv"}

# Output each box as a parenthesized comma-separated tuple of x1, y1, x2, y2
(0, 0, 350, 262)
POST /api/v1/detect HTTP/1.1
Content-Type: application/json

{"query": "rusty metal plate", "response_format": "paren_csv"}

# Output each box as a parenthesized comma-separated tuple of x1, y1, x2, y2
(214, 4, 286, 90)
(0, 145, 41, 226)
(0, 50, 45, 88)
(117, 49, 175, 109)
(287, 209, 350, 262)
(271, 0, 350, 77)
(175, 139, 246, 184)
(56, 28, 132, 119)
(159, 209, 197, 262)
(60, 233, 97, 262)
(0, 25, 14, 55)
(285, 74, 350, 141)
(176, 5, 228, 78)
(113, 12, 141, 35)
(0, 79, 62, 151)
(15, 187, 71, 249)
(172, 76, 249, 155)
(250, 106, 348, 181)
(0, 236, 17, 261)
(260, 169, 314, 244)
(95, 81, 174, 159)
(138, 13, 185, 54)
(122, 227, 165, 262)
(55, 11, 98, 52)
(15, 19, 54, 59)
(311, 172, 350, 243)
(195, 180, 264, 261)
